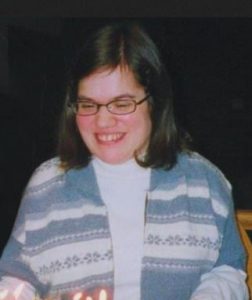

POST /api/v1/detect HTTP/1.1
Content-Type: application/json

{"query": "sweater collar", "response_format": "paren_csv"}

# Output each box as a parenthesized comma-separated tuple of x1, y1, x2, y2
(66, 162, 103, 204)
(65, 154, 185, 200)
(149, 154, 185, 191)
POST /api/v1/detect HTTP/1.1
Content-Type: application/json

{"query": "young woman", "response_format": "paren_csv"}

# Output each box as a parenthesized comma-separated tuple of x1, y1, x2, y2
(0, 21, 248, 300)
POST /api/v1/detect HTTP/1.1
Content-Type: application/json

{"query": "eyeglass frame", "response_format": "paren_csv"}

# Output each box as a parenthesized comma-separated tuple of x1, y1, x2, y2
(68, 94, 150, 116)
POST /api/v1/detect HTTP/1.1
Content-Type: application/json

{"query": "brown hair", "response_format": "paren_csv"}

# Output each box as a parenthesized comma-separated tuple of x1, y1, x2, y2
(57, 21, 190, 170)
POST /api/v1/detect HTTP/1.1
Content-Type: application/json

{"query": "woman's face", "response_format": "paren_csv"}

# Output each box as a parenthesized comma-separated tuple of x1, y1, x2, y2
(76, 66, 152, 164)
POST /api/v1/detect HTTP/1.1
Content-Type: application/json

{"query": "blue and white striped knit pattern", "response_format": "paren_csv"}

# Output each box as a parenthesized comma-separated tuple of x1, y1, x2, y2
(0, 152, 246, 300)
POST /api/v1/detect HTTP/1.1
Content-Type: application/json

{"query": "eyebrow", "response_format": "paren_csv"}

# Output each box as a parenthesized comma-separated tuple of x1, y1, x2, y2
(77, 93, 137, 102)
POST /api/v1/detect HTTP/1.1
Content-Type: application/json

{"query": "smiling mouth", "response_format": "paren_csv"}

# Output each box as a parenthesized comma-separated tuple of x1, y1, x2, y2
(96, 133, 125, 143)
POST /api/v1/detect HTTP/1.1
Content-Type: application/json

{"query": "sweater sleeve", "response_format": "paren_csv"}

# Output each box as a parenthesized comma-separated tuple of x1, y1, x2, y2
(0, 176, 45, 290)
(190, 265, 248, 300)
(0, 158, 62, 297)
(191, 155, 249, 299)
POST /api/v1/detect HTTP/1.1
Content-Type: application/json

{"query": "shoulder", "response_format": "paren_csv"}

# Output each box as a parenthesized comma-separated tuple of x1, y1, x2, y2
(177, 152, 233, 218)
(26, 157, 65, 189)
(178, 151, 231, 192)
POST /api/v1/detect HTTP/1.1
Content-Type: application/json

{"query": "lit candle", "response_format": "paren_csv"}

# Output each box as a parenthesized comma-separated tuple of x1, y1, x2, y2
(0, 283, 25, 300)
(70, 287, 109, 300)
(72, 292, 83, 300)
(0, 289, 9, 300)
(99, 289, 107, 300)
(13, 283, 25, 299)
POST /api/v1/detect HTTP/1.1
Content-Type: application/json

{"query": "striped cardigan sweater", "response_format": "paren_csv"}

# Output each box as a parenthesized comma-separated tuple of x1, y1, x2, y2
(0, 152, 246, 299)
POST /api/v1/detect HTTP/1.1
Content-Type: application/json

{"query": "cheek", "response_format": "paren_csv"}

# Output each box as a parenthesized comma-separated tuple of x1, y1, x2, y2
(125, 109, 151, 129)
(75, 116, 94, 147)
(76, 116, 92, 132)
(135, 110, 152, 136)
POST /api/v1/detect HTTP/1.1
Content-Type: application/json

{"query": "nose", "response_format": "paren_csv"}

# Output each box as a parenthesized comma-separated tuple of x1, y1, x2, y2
(95, 106, 117, 128)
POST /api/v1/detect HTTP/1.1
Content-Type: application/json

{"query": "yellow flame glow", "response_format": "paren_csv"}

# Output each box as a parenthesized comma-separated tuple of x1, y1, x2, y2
(13, 283, 25, 299)
(0, 289, 9, 300)
(99, 289, 107, 300)
(73, 292, 83, 300)
(71, 288, 108, 300)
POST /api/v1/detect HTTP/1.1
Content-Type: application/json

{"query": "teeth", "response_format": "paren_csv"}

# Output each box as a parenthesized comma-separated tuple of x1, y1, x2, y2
(97, 133, 123, 142)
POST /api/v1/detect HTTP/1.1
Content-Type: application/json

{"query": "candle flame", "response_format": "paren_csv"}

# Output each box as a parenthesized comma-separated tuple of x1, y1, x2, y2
(0, 283, 25, 300)
(0, 289, 8, 300)
(70, 288, 108, 300)
(13, 283, 25, 299)
(99, 289, 107, 300)
(73, 292, 83, 300)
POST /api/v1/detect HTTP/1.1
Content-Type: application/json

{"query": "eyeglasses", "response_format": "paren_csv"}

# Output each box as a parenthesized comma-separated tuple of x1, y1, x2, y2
(69, 94, 150, 116)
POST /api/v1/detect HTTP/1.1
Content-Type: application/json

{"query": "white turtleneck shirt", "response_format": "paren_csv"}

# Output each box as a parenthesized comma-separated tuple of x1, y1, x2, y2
(92, 157, 151, 300)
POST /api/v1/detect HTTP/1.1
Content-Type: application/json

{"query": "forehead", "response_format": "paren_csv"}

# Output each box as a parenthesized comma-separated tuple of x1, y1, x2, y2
(77, 66, 144, 99)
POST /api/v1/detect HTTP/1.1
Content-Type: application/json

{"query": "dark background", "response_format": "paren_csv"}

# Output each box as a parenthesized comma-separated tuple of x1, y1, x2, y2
(0, 18, 252, 253)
